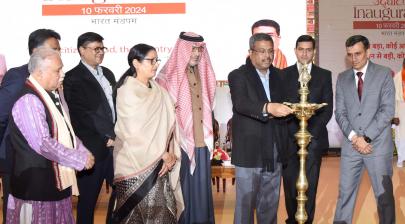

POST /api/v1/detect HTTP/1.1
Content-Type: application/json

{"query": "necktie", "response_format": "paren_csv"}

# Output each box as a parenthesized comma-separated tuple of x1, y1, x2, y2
(356, 72, 363, 101)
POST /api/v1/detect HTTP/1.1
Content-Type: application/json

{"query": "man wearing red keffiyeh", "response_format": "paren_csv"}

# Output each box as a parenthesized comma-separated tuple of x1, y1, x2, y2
(156, 32, 216, 224)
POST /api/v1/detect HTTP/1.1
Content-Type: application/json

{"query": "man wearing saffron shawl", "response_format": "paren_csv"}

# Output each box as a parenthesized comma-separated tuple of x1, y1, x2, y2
(6, 47, 94, 224)
(252, 19, 288, 69)
(156, 32, 216, 224)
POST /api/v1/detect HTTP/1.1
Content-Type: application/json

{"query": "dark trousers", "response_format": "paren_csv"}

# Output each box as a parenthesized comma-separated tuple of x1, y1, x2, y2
(178, 147, 215, 224)
(76, 153, 114, 224)
(283, 154, 322, 224)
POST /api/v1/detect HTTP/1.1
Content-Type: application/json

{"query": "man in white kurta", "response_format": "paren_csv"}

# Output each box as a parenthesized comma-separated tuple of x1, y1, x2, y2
(393, 59, 405, 167)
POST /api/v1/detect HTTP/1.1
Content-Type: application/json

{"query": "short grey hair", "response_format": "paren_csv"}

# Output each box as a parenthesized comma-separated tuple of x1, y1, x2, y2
(28, 47, 60, 74)
(249, 33, 273, 50)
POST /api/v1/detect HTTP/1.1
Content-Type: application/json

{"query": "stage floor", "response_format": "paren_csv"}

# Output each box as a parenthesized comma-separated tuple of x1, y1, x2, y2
(1, 156, 404, 223)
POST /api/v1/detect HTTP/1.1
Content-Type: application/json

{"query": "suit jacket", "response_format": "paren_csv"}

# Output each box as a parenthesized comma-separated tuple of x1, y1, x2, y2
(63, 62, 116, 161)
(0, 64, 29, 172)
(228, 58, 289, 169)
(283, 64, 333, 159)
(335, 61, 395, 157)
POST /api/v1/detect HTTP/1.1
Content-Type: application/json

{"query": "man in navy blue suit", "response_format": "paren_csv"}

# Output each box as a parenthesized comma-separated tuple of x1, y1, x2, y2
(0, 29, 61, 223)
(282, 35, 333, 224)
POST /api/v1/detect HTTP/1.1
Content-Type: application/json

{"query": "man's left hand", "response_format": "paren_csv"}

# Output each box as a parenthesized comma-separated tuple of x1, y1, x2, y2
(392, 117, 400, 126)
(106, 138, 115, 147)
(352, 136, 373, 154)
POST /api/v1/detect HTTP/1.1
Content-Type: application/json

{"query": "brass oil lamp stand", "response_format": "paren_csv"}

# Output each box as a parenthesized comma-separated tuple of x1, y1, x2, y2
(283, 65, 327, 224)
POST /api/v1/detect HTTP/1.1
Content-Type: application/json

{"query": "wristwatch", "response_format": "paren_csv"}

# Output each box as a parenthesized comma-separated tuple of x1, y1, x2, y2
(363, 135, 372, 143)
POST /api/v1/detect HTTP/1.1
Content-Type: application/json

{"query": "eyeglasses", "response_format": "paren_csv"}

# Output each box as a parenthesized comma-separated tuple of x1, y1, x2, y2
(84, 46, 107, 53)
(252, 48, 274, 55)
(144, 57, 161, 65)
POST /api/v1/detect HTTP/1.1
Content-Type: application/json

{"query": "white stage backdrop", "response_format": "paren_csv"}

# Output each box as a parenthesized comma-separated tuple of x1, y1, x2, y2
(0, 0, 307, 80)
(319, 0, 405, 148)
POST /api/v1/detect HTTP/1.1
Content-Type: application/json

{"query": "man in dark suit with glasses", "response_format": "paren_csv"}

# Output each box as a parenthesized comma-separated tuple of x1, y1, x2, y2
(63, 32, 116, 224)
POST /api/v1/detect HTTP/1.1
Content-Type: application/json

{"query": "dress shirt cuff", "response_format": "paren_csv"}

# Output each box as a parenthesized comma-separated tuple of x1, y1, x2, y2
(262, 103, 268, 117)
(348, 130, 356, 141)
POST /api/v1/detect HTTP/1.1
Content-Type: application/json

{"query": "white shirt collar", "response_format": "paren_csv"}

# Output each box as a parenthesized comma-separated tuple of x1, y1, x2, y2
(255, 68, 270, 79)
(353, 60, 369, 78)
(81, 59, 101, 76)
(296, 62, 312, 74)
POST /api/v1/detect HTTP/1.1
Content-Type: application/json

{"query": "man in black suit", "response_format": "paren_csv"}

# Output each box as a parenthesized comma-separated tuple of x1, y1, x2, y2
(228, 33, 293, 224)
(63, 32, 116, 224)
(282, 35, 333, 224)
(0, 29, 61, 223)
